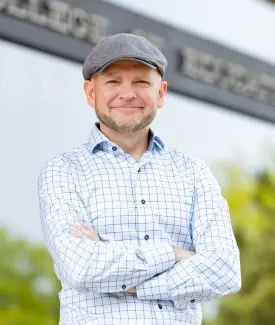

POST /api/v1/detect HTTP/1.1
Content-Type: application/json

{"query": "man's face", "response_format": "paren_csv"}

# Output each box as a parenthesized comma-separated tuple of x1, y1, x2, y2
(84, 60, 167, 134)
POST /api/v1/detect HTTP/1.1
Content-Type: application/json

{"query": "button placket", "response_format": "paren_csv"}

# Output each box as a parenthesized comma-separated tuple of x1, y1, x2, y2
(135, 162, 152, 244)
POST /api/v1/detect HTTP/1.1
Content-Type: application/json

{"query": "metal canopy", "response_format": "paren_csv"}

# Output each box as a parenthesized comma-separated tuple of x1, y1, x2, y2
(1, 0, 275, 124)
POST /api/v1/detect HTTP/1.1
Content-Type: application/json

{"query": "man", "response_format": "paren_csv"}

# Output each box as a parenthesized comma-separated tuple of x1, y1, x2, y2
(38, 33, 241, 325)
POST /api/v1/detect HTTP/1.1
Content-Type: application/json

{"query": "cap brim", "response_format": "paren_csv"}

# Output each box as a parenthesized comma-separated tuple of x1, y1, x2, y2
(97, 57, 157, 73)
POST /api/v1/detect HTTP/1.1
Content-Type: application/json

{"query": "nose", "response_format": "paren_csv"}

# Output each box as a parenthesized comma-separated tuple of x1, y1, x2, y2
(118, 84, 137, 101)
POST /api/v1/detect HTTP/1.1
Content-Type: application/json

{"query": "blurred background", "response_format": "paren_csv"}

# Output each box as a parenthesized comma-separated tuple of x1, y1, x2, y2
(1, 0, 275, 324)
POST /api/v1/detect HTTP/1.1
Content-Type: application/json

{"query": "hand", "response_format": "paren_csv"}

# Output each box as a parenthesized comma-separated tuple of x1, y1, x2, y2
(126, 288, 137, 294)
(173, 246, 196, 262)
(70, 221, 100, 241)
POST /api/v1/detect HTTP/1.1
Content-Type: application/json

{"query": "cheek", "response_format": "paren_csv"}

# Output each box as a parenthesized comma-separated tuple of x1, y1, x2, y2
(139, 90, 158, 106)
(96, 89, 117, 106)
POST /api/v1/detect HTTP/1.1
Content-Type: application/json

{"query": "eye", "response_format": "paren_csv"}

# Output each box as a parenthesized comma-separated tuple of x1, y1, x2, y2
(135, 80, 150, 85)
(106, 80, 119, 84)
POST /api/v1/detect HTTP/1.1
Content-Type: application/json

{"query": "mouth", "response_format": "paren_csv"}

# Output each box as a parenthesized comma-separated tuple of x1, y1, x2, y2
(111, 107, 143, 114)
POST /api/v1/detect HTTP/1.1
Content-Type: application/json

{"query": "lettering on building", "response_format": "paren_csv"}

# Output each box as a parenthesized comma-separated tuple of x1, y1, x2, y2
(0, 0, 110, 44)
(130, 28, 166, 50)
(180, 47, 275, 106)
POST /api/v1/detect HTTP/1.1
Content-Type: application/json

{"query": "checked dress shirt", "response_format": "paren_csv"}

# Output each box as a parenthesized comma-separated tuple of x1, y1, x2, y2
(38, 123, 241, 325)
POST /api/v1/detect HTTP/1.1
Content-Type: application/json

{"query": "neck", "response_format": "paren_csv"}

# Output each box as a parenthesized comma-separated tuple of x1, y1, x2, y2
(99, 123, 150, 160)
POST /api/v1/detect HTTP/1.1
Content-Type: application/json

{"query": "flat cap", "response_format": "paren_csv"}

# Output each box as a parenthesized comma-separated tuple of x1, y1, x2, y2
(82, 33, 167, 80)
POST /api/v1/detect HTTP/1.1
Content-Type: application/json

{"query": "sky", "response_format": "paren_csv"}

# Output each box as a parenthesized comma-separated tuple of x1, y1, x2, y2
(1, 0, 275, 243)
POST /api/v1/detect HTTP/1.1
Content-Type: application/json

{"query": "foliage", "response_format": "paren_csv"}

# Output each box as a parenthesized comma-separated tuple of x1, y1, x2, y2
(0, 230, 60, 325)
(203, 165, 275, 325)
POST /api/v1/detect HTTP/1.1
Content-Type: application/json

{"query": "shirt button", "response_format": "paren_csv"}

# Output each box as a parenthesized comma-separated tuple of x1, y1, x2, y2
(141, 199, 146, 204)
(144, 235, 149, 240)
(158, 304, 162, 309)
(122, 285, 126, 290)
(138, 168, 141, 173)
(112, 146, 117, 151)
(191, 299, 195, 303)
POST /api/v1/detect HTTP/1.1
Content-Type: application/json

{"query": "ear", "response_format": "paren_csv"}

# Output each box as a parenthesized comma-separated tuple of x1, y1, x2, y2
(83, 79, 96, 108)
(157, 80, 168, 108)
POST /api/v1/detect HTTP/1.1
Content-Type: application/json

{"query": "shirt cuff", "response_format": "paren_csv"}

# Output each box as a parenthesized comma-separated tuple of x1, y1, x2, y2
(136, 272, 170, 300)
(137, 243, 175, 276)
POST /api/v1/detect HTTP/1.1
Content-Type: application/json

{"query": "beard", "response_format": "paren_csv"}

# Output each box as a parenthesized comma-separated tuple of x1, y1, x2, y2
(94, 106, 157, 134)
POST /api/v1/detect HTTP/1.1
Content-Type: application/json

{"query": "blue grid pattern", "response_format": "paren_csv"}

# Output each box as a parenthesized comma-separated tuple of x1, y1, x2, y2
(38, 123, 241, 325)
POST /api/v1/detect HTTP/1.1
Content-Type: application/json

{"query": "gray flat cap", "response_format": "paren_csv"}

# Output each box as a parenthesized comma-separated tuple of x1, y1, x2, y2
(82, 33, 167, 80)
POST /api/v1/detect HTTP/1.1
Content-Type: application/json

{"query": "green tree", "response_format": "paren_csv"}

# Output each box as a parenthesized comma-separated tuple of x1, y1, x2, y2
(0, 229, 60, 325)
(204, 165, 275, 325)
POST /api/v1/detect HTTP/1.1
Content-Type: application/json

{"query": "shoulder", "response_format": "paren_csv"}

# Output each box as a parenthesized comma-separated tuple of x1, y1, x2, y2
(38, 143, 89, 180)
(162, 147, 220, 189)
(162, 147, 211, 176)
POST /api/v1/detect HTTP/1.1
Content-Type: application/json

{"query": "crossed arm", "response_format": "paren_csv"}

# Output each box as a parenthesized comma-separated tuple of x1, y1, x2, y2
(38, 157, 241, 305)
(69, 221, 195, 295)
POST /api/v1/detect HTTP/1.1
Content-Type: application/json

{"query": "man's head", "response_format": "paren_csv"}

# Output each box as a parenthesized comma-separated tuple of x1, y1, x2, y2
(83, 33, 168, 134)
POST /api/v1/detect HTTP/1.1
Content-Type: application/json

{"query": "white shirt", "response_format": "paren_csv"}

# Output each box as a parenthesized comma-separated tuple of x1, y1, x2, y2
(38, 123, 241, 325)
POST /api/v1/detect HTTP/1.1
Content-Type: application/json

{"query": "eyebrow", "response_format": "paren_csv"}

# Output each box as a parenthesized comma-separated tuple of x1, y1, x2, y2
(102, 72, 120, 78)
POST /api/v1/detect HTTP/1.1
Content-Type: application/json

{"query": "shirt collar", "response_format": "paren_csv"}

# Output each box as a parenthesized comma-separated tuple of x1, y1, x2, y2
(88, 123, 164, 154)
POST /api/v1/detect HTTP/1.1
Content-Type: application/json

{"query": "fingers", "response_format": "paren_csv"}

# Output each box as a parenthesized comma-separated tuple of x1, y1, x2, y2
(79, 221, 93, 230)
(69, 221, 100, 241)
(72, 223, 91, 239)
(71, 223, 98, 240)
(127, 288, 137, 294)
(80, 222, 100, 241)
(70, 227, 85, 239)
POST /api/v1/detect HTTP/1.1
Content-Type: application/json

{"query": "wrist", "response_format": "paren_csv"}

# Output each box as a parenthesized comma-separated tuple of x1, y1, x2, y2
(173, 246, 182, 262)
(173, 246, 195, 262)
